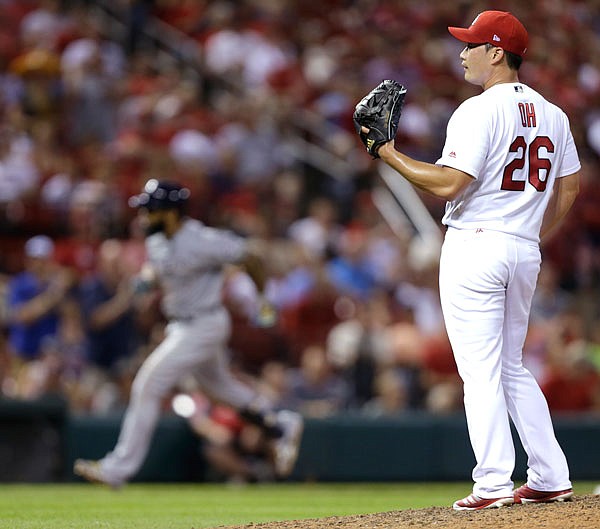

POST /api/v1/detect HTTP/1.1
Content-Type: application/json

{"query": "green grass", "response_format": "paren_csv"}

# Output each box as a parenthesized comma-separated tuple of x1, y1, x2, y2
(0, 482, 597, 529)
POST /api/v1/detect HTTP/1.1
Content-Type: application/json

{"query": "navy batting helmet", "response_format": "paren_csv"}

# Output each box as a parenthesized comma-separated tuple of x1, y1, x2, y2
(128, 179, 190, 212)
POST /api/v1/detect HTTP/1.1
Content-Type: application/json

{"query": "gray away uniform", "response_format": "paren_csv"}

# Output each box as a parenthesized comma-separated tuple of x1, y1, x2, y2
(100, 218, 260, 483)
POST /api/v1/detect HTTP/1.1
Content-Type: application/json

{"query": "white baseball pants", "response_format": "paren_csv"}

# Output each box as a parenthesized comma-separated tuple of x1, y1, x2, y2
(100, 308, 257, 483)
(439, 227, 571, 498)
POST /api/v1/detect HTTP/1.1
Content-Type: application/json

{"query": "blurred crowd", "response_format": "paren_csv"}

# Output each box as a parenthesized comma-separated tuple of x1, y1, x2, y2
(0, 0, 600, 437)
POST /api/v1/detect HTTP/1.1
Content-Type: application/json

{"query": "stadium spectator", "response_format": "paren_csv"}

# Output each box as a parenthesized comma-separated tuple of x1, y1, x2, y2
(78, 239, 142, 373)
(541, 335, 600, 412)
(360, 367, 410, 417)
(0, 124, 40, 209)
(326, 226, 378, 300)
(287, 196, 342, 261)
(60, 16, 125, 147)
(286, 344, 350, 417)
(4, 235, 76, 395)
(325, 292, 395, 408)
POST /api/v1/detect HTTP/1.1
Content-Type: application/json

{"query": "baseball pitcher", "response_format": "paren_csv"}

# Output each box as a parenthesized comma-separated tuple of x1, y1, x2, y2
(354, 10, 580, 510)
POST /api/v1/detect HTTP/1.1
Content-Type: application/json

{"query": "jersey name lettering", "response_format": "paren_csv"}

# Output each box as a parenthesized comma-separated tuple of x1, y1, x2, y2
(518, 102, 536, 128)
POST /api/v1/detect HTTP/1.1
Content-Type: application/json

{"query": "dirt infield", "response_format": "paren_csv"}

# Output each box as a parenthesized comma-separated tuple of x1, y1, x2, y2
(221, 494, 600, 529)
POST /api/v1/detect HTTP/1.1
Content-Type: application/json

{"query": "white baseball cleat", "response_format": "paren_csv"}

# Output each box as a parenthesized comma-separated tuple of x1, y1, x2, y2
(513, 484, 573, 504)
(272, 410, 304, 478)
(73, 459, 123, 489)
(453, 493, 514, 510)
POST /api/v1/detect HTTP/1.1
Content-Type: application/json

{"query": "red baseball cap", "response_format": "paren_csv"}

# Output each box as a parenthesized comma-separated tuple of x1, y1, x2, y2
(448, 10, 528, 57)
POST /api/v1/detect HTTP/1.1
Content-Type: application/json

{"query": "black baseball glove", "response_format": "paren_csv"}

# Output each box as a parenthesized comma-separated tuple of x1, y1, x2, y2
(353, 80, 407, 158)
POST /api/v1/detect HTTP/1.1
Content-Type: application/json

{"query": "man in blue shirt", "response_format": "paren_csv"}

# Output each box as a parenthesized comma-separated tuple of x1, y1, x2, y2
(7, 235, 75, 362)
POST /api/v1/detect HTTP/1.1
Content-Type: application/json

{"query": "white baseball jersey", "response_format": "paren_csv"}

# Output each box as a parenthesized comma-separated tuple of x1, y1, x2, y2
(436, 82, 577, 498)
(145, 218, 247, 320)
(436, 82, 581, 242)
